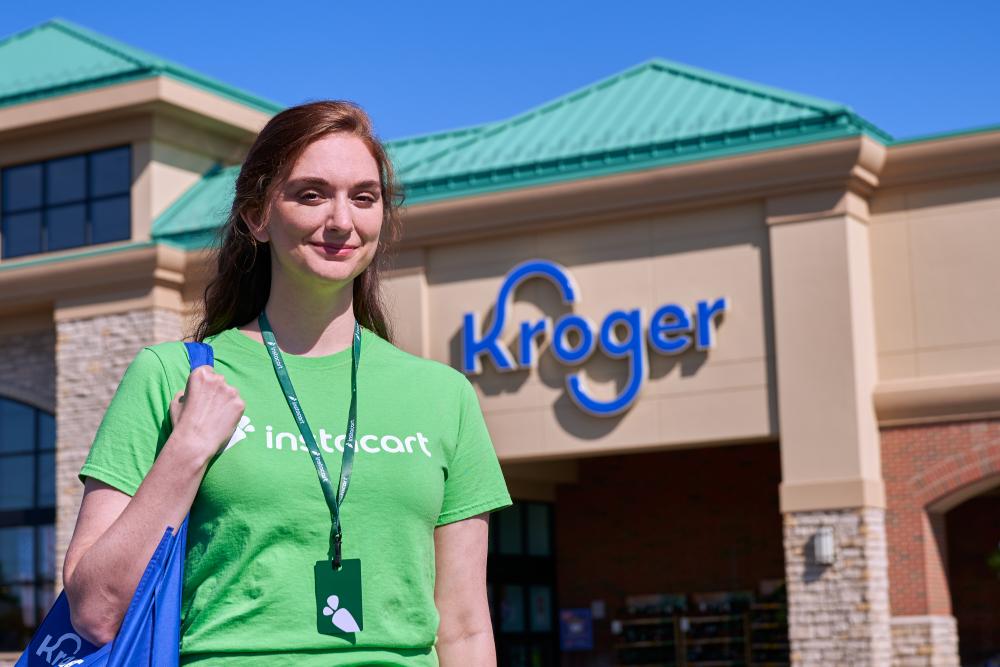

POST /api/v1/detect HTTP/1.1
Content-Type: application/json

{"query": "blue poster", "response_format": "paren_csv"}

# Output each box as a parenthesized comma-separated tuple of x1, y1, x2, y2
(559, 607, 594, 651)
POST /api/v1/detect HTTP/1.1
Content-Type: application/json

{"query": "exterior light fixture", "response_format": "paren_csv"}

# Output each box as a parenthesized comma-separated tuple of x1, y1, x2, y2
(813, 526, 836, 565)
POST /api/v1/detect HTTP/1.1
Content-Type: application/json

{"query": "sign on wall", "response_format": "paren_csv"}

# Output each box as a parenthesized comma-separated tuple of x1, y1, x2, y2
(461, 259, 729, 417)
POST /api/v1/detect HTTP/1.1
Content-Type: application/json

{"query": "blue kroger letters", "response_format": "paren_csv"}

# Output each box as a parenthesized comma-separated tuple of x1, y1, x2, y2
(461, 259, 729, 416)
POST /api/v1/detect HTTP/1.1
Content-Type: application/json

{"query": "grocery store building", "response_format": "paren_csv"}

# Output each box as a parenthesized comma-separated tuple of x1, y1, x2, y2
(0, 19, 998, 667)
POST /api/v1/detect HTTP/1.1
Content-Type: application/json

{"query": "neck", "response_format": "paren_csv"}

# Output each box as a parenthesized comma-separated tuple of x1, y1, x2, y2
(254, 271, 358, 357)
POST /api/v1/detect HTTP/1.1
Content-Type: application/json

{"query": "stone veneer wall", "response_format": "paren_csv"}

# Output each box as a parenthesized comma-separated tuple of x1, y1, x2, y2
(891, 616, 959, 667)
(54, 307, 184, 588)
(783, 507, 892, 665)
(0, 326, 56, 411)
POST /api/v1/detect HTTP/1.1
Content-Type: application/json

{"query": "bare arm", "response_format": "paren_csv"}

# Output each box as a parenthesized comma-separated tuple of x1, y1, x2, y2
(62, 366, 244, 645)
(434, 513, 495, 667)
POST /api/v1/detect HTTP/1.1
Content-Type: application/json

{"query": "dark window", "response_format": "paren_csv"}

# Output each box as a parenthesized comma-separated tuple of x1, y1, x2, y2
(489, 501, 559, 667)
(1, 146, 131, 259)
(0, 398, 56, 651)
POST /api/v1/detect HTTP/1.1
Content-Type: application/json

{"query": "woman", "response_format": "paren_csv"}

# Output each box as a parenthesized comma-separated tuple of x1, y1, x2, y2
(62, 101, 512, 666)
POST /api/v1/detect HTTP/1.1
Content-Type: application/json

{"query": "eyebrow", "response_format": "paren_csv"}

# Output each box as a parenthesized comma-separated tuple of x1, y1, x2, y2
(287, 176, 381, 190)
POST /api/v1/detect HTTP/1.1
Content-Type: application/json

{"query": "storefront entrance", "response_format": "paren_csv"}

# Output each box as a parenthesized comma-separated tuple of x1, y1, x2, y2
(488, 501, 559, 667)
(945, 483, 1000, 666)
(553, 443, 789, 667)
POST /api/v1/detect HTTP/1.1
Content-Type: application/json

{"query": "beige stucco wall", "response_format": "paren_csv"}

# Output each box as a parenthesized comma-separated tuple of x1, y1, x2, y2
(386, 200, 776, 462)
(382, 134, 1000, 508)
(871, 174, 1000, 380)
(0, 117, 231, 250)
(0, 79, 261, 255)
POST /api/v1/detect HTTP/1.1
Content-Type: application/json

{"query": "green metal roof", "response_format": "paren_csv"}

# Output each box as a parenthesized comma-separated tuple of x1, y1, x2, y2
(0, 18, 283, 113)
(395, 58, 891, 203)
(386, 123, 490, 171)
(0, 19, 986, 261)
(152, 57, 900, 247)
(153, 164, 237, 249)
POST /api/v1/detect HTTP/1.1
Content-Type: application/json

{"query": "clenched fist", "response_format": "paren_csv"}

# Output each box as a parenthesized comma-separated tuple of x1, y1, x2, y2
(168, 365, 246, 464)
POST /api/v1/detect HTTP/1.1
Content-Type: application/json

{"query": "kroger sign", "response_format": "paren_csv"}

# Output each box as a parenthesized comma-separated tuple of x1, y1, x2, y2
(461, 260, 729, 417)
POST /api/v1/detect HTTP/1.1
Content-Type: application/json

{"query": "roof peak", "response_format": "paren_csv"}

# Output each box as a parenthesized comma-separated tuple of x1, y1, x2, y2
(0, 18, 283, 114)
(393, 56, 890, 201)
(155, 55, 893, 243)
(42, 18, 166, 69)
(638, 58, 849, 114)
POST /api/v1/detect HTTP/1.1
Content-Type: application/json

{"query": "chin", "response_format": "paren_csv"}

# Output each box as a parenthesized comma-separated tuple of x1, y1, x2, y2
(290, 250, 373, 285)
(314, 263, 369, 284)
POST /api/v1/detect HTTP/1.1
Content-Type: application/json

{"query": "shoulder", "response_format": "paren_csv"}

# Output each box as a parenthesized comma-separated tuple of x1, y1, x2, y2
(138, 340, 189, 369)
(120, 340, 201, 386)
(364, 331, 472, 391)
(143, 329, 233, 366)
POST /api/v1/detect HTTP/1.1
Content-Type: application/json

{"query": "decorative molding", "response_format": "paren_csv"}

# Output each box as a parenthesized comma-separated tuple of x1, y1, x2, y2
(399, 136, 881, 247)
(0, 242, 188, 319)
(881, 129, 1000, 188)
(0, 75, 270, 142)
(780, 477, 887, 512)
(874, 370, 1000, 426)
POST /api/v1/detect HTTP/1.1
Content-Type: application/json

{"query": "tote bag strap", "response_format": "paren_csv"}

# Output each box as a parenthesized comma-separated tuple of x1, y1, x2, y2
(184, 341, 214, 371)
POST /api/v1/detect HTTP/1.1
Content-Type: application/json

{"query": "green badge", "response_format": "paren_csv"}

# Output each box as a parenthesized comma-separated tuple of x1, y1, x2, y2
(314, 559, 364, 636)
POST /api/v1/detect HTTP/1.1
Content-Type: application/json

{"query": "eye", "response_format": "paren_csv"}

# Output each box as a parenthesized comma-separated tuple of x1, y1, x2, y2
(354, 192, 379, 205)
(299, 191, 322, 202)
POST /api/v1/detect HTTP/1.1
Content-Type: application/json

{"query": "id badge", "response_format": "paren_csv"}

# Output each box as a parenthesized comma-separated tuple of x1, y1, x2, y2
(314, 559, 364, 635)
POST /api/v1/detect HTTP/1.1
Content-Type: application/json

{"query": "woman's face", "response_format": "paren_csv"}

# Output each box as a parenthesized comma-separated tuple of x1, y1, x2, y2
(251, 132, 383, 289)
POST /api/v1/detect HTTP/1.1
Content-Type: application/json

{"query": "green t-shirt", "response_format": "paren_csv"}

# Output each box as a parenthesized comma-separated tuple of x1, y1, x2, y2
(78, 326, 512, 666)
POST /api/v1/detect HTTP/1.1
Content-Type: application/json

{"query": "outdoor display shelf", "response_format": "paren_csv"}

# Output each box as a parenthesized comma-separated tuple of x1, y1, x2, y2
(747, 586, 790, 665)
(614, 585, 789, 667)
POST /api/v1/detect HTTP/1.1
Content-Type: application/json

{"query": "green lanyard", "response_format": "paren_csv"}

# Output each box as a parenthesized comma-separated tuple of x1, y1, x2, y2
(258, 311, 361, 569)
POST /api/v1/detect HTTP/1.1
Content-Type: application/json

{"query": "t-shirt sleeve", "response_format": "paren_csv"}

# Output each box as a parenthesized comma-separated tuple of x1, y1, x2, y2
(436, 377, 513, 526)
(78, 347, 174, 496)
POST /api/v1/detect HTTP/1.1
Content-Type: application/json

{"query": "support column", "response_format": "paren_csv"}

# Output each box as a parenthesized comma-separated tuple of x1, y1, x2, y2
(383, 247, 429, 358)
(781, 507, 891, 664)
(54, 245, 187, 588)
(890, 616, 959, 666)
(767, 164, 894, 665)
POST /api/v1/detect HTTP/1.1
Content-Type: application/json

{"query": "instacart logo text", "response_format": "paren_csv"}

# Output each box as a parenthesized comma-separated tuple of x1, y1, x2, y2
(264, 424, 433, 457)
(222, 414, 433, 458)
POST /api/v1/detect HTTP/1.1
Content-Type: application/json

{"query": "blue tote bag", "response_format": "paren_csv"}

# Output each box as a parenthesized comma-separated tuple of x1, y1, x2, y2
(17, 341, 214, 667)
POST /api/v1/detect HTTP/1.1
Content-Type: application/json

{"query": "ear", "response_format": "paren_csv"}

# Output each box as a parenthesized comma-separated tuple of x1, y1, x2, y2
(243, 211, 270, 244)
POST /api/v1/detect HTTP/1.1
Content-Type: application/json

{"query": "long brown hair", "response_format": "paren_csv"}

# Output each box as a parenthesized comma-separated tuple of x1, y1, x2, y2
(193, 100, 403, 343)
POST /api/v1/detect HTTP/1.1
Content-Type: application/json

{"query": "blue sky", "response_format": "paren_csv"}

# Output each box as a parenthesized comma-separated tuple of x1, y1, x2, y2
(4, 1, 998, 142)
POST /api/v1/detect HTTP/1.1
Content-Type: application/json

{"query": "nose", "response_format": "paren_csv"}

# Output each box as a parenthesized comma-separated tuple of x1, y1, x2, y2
(324, 195, 354, 234)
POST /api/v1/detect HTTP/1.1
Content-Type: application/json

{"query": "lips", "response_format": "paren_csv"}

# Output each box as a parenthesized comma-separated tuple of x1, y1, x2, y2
(312, 242, 358, 251)
(310, 242, 359, 258)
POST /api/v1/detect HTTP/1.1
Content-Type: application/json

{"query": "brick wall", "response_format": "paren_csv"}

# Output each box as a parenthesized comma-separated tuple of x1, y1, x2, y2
(554, 443, 785, 666)
(881, 419, 1000, 616)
